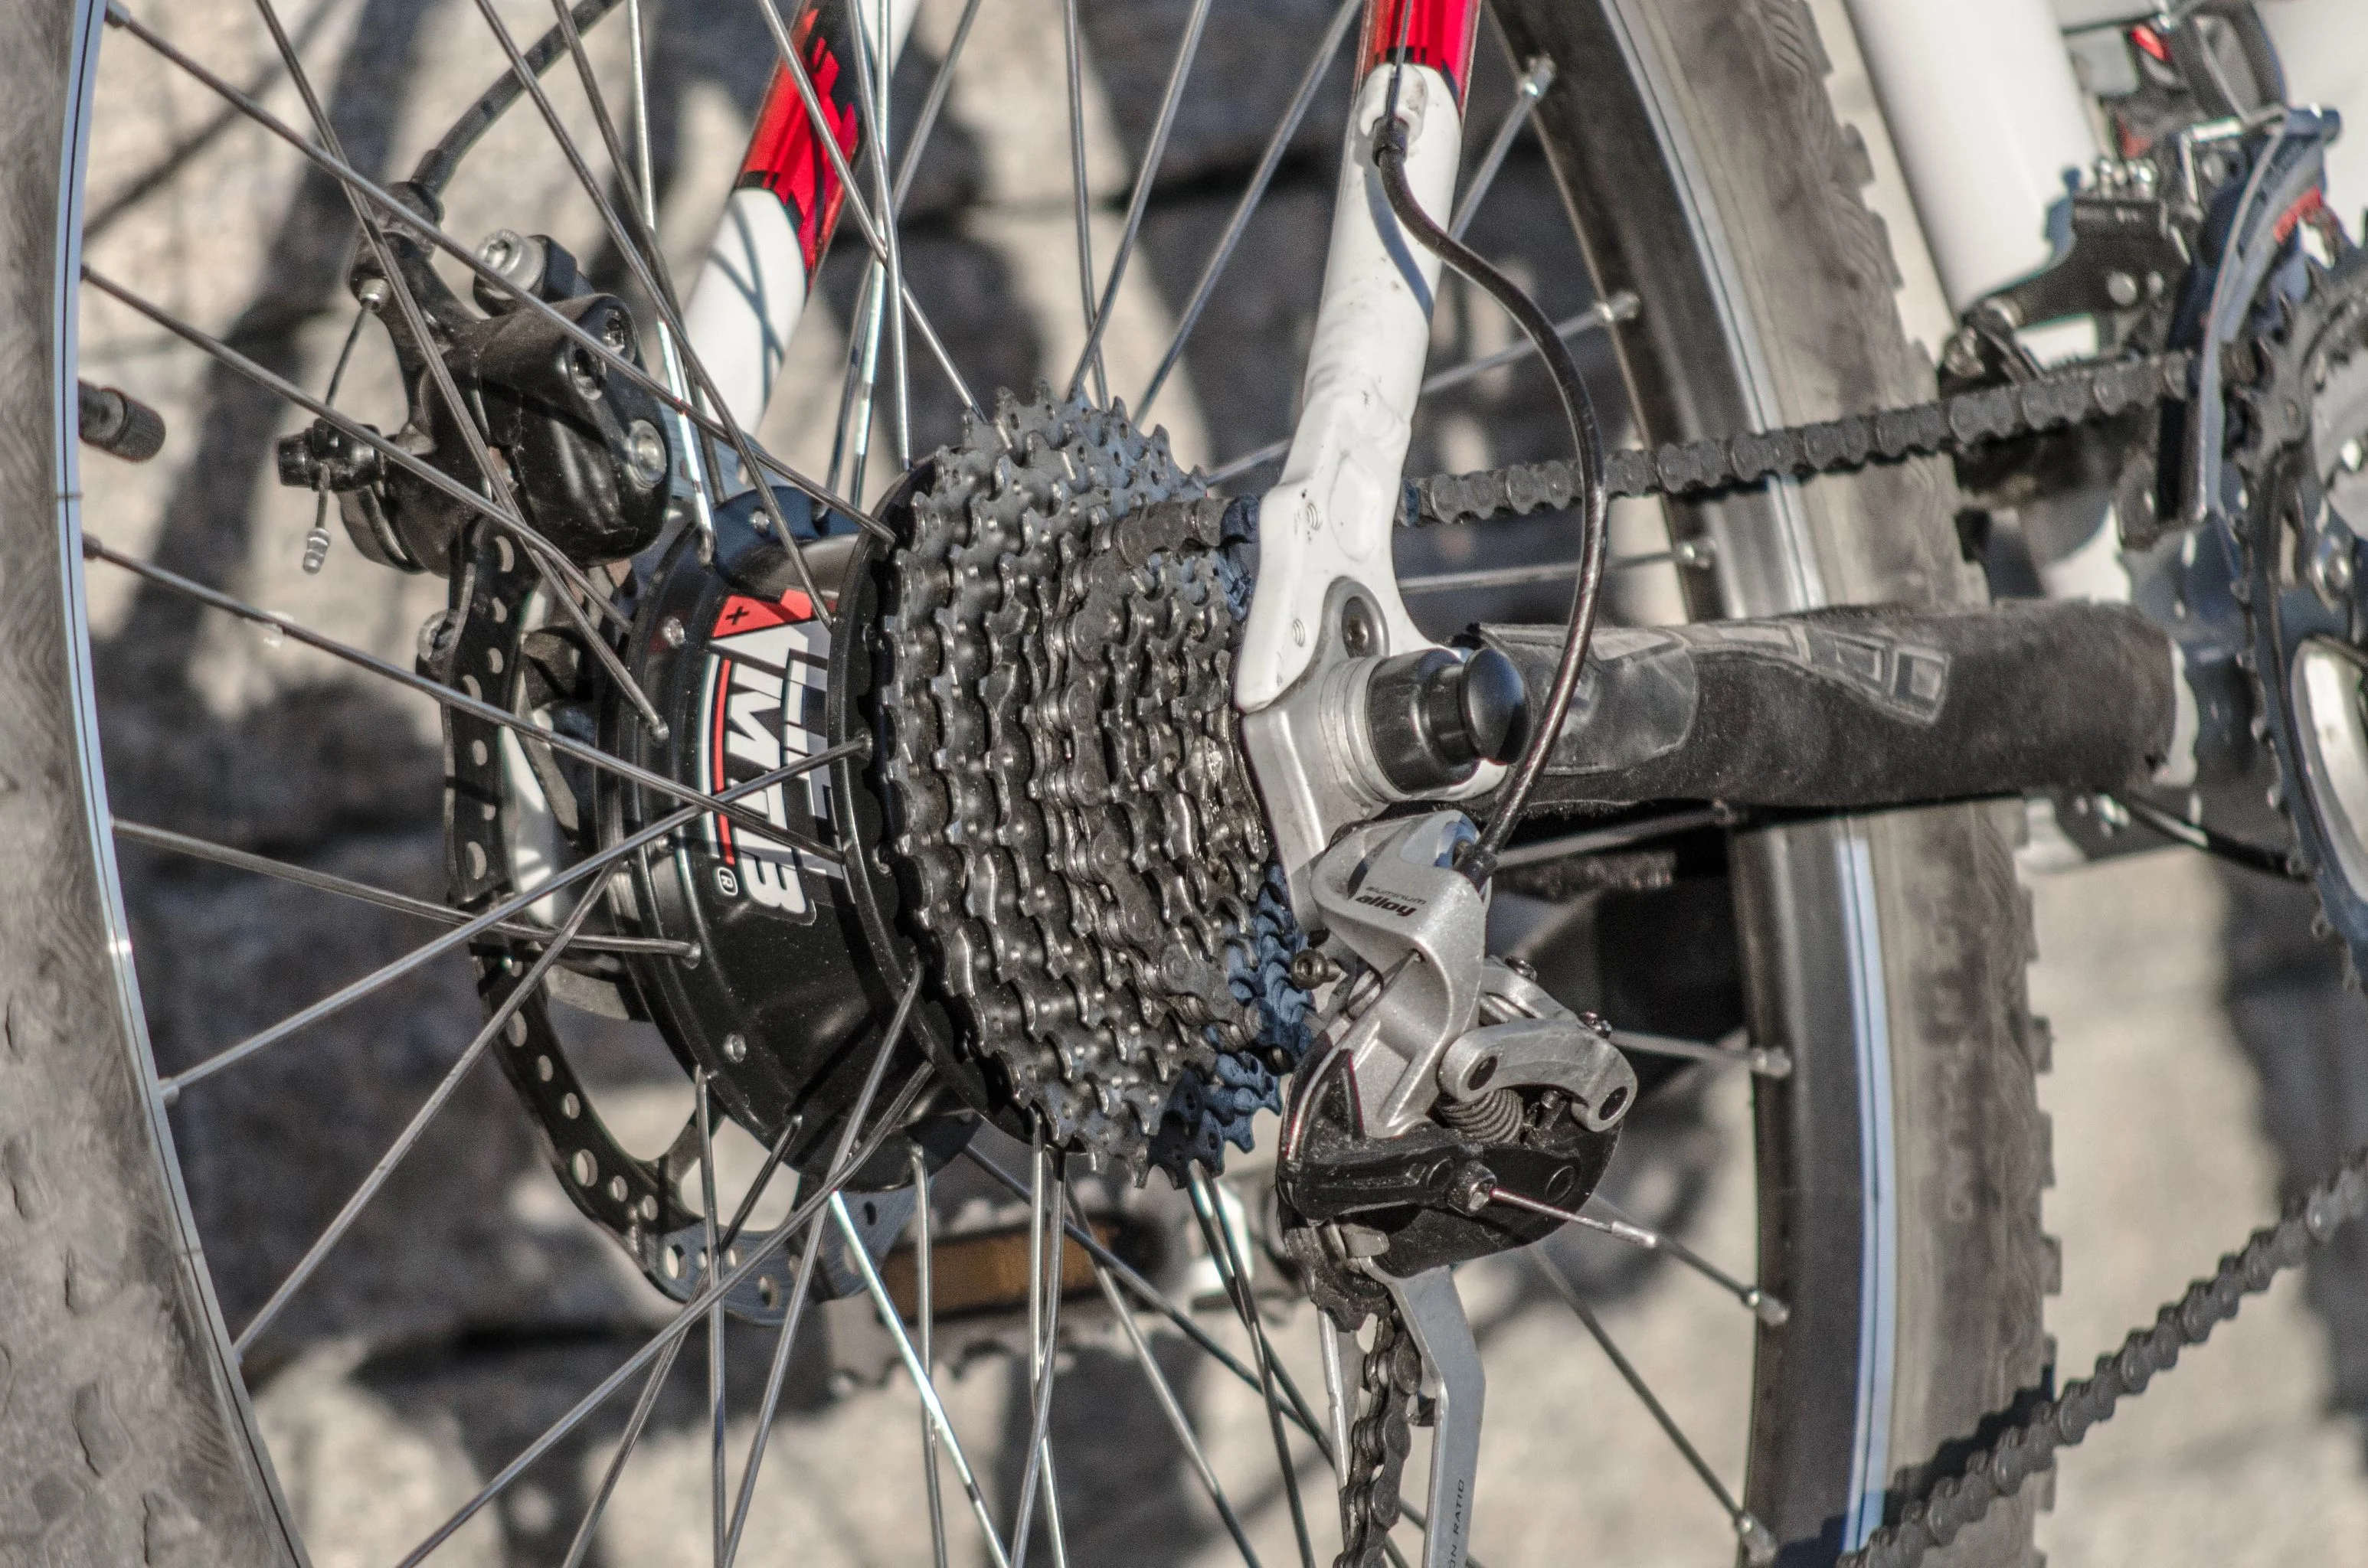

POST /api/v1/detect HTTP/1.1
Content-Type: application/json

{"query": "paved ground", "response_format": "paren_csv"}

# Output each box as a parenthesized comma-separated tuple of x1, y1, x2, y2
(67, 0, 2368, 1563)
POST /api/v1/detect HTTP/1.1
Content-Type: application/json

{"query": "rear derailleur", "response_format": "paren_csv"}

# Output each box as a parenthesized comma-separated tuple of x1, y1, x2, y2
(1275, 812, 1640, 1568)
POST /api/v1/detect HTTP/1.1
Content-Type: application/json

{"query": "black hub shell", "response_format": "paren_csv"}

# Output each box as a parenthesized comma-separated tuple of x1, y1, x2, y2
(604, 485, 1003, 1187)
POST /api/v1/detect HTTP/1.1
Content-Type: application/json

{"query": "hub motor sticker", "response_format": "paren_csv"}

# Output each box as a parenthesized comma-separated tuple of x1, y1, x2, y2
(698, 589, 838, 918)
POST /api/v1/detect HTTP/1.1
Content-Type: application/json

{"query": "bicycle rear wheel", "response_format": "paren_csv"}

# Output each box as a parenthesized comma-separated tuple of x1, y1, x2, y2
(0, 0, 2048, 1563)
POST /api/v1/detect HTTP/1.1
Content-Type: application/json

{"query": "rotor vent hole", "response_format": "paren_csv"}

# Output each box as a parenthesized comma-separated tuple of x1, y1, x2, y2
(506, 1016, 527, 1045)
(571, 1150, 597, 1187)
(561, 1093, 581, 1120)
(465, 842, 487, 880)
(470, 738, 489, 767)
(664, 1243, 685, 1280)
(607, 1175, 629, 1204)
(537, 1054, 554, 1082)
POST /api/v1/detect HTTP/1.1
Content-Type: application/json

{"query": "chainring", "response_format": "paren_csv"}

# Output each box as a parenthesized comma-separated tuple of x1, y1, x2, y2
(2228, 240, 2368, 975)
(875, 388, 1312, 1180)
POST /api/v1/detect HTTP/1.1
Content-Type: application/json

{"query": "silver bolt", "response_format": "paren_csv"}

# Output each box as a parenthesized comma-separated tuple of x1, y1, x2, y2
(355, 275, 391, 312)
(624, 420, 669, 486)
(476, 227, 545, 289)
(659, 615, 686, 650)
(722, 1031, 747, 1063)
(2106, 270, 2140, 307)
(2309, 524, 2357, 609)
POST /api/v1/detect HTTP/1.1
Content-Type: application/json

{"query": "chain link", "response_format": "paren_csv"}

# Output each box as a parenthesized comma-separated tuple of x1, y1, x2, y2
(1403, 351, 2193, 525)
(1333, 1299, 1420, 1568)
(1842, 1146, 2368, 1568)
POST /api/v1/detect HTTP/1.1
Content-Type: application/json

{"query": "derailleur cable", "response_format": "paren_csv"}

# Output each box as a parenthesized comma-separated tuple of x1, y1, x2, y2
(1369, 107, 1610, 885)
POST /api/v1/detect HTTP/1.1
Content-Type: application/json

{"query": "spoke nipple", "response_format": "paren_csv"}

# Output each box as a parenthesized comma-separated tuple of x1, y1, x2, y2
(1746, 1288, 1791, 1328)
(1738, 1512, 1779, 1566)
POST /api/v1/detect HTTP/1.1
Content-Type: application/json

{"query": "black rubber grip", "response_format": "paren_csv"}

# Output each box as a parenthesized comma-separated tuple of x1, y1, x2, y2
(1480, 599, 2176, 812)
(77, 379, 165, 462)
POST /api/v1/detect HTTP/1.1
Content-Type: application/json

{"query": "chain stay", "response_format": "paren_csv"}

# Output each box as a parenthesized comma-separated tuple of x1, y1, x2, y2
(1405, 351, 2193, 524)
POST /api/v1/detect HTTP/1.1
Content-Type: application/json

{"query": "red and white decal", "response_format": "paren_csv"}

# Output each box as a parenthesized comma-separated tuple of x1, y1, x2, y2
(698, 590, 836, 917)
(680, 0, 923, 434)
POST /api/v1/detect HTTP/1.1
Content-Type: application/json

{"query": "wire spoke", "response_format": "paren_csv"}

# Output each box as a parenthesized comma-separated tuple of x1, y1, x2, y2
(1062, 0, 1107, 403)
(743, 0, 980, 416)
(1491, 804, 1735, 869)
(83, 535, 846, 866)
(472, 0, 839, 604)
(1212, 295, 1638, 488)
(696, 1071, 729, 1567)
(1202, 296, 1637, 485)
(230, 875, 607, 1355)
(1065, 0, 1217, 396)
(394, 1056, 935, 1568)
(79, 258, 623, 635)
(831, 1189, 1016, 1568)
(100, 5, 875, 531)
(1138, 0, 1359, 416)
(845, 0, 911, 469)
(146, 746, 849, 1099)
(1081, 1206, 1264, 1568)
(562, 1146, 810, 1568)
(1529, 1251, 1777, 1563)
(1447, 55, 1553, 241)
(913, 1146, 952, 1568)
(558, 1333, 692, 1568)
(893, 0, 987, 211)
(1188, 1171, 1317, 1568)
(245, 0, 666, 736)
(963, 1148, 1318, 1448)
(112, 818, 695, 958)
(1398, 538, 1706, 596)
(719, 974, 925, 1568)
(1007, 1137, 1065, 1568)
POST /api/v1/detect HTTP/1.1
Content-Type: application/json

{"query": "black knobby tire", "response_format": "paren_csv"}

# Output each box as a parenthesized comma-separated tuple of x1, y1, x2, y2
(1493, 0, 2053, 1560)
(0, 0, 2049, 1563)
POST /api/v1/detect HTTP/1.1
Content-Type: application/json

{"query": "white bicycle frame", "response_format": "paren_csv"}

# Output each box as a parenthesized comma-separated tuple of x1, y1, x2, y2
(678, 0, 2366, 871)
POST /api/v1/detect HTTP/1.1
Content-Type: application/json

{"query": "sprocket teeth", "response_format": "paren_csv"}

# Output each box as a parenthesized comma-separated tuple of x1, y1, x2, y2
(879, 388, 1310, 1181)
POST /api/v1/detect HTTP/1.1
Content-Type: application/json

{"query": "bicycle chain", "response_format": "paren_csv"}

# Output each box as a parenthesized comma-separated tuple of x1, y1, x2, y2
(1333, 1298, 1421, 1568)
(1840, 1145, 2368, 1568)
(1404, 350, 2193, 524)
(1401, 324, 2368, 1562)
(884, 388, 1310, 1180)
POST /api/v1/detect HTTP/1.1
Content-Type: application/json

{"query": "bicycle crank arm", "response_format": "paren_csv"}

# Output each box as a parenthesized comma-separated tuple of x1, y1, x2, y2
(1474, 597, 2188, 815)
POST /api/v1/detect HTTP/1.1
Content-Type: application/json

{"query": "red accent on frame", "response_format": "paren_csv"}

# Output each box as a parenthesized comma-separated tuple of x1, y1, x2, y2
(736, 16, 861, 278)
(1357, 0, 1483, 106)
